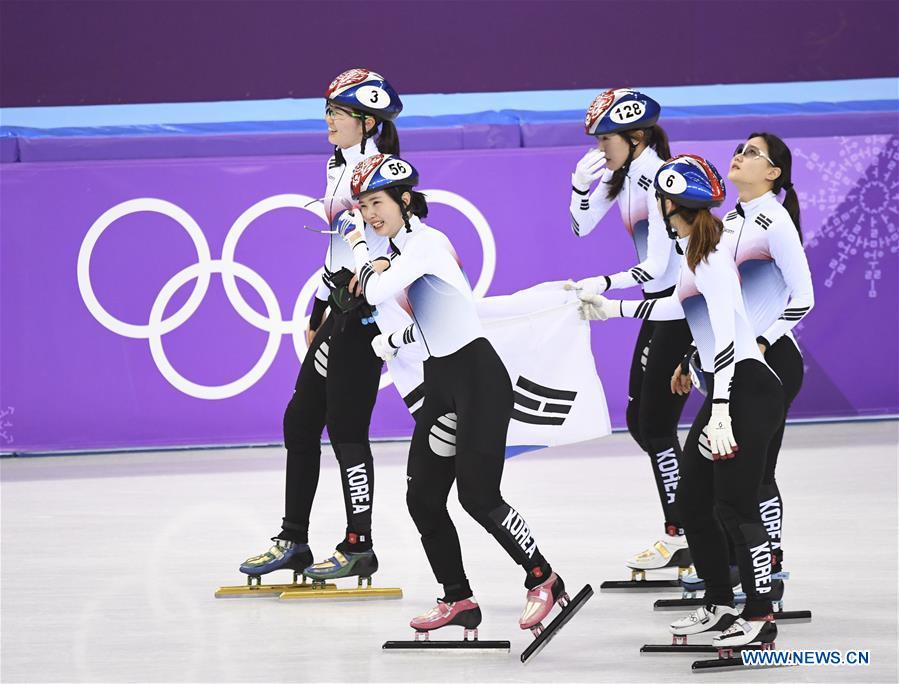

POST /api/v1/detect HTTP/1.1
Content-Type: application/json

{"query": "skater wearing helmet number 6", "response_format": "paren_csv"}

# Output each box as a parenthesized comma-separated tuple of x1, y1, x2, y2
(340, 154, 592, 662)
(577, 155, 785, 652)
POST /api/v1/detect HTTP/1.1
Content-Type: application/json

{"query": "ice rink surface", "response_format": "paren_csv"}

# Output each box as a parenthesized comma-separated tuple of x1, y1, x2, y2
(2, 421, 897, 683)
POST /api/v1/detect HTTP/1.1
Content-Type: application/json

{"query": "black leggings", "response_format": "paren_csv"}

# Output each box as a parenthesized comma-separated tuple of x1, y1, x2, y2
(759, 336, 804, 565)
(626, 308, 693, 532)
(406, 337, 550, 600)
(281, 312, 383, 548)
(679, 359, 784, 617)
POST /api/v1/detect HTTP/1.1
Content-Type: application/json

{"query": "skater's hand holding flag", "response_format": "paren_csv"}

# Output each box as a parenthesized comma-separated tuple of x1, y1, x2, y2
(371, 333, 399, 362)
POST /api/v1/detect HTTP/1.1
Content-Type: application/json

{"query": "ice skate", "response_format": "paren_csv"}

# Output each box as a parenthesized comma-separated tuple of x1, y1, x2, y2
(383, 597, 510, 653)
(601, 536, 693, 591)
(519, 573, 593, 663)
(281, 544, 402, 600)
(216, 538, 327, 598)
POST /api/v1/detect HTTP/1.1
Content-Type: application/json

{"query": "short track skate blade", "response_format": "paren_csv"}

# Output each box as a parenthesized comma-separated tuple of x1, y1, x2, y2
(641, 644, 767, 655)
(775, 610, 812, 622)
(600, 579, 682, 592)
(214, 581, 335, 598)
(520, 584, 593, 664)
(382, 640, 510, 653)
(279, 585, 402, 600)
(692, 653, 789, 671)
(692, 656, 749, 671)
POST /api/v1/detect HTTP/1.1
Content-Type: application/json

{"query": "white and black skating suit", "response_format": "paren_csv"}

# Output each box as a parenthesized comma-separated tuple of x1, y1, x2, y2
(722, 192, 814, 568)
(619, 238, 784, 617)
(570, 146, 692, 533)
(281, 142, 391, 552)
(352, 216, 554, 600)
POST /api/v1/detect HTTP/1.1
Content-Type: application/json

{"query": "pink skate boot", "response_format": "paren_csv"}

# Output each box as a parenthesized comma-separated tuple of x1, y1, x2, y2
(410, 597, 482, 641)
(519, 572, 569, 635)
(518, 570, 594, 663)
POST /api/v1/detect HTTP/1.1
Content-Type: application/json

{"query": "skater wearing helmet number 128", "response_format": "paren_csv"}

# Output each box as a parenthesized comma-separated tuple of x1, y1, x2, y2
(237, 69, 405, 591)
(338, 154, 591, 660)
(566, 88, 694, 577)
(578, 155, 785, 650)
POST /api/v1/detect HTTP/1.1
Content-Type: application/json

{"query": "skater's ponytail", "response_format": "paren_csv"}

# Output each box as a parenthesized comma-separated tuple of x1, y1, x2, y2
(376, 119, 401, 156)
(683, 208, 724, 272)
(748, 131, 802, 243)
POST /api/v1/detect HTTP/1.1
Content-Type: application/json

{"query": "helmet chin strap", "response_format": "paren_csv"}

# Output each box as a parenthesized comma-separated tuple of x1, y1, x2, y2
(388, 187, 412, 232)
(400, 202, 411, 232)
(657, 192, 684, 251)
(359, 119, 369, 155)
(359, 114, 377, 155)
(618, 137, 638, 180)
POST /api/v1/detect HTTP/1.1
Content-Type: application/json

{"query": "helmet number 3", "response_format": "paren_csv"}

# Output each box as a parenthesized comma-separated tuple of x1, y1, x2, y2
(356, 85, 390, 110)
(610, 100, 645, 124)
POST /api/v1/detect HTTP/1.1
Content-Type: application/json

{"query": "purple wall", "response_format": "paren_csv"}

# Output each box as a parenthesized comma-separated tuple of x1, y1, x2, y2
(1, 133, 896, 453)
(1, 0, 898, 107)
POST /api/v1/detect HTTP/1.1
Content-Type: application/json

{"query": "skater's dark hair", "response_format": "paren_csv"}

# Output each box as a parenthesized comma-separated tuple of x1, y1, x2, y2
(606, 125, 671, 200)
(333, 114, 401, 166)
(384, 186, 428, 230)
(747, 131, 802, 243)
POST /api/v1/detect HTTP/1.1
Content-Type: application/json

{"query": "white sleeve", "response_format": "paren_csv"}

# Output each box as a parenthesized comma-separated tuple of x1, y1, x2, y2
(760, 220, 815, 346)
(569, 170, 616, 237)
(386, 324, 420, 350)
(695, 258, 738, 403)
(315, 240, 331, 301)
(619, 293, 685, 321)
(606, 189, 675, 291)
(316, 157, 341, 301)
(353, 238, 427, 306)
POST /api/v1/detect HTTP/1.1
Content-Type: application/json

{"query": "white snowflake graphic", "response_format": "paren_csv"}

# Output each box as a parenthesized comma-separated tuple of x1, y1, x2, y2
(0, 406, 14, 445)
(798, 135, 899, 299)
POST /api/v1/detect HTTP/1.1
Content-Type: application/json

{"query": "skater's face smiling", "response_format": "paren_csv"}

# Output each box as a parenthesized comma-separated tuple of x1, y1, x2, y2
(358, 190, 411, 237)
(324, 102, 375, 150)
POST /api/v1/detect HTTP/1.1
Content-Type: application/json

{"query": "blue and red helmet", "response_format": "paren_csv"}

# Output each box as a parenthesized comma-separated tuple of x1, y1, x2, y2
(584, 88, 661, 136)
(351, 153, 419, 200)
(654, 154, 726, 209)
(325, 68, 403, 121)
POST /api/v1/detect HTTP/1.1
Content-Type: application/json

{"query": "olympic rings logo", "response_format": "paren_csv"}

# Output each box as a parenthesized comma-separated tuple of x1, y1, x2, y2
(77, 192, 496, 400)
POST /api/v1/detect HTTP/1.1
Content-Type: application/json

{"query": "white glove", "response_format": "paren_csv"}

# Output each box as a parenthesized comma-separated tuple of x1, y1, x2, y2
(332, 209, 366, 244)
(563, 276, 610, 297)
(706, 403, 738, 459)
(371, 334, 398, 361)
(572, 148, 607, 192)
(576, 293, 620, 321)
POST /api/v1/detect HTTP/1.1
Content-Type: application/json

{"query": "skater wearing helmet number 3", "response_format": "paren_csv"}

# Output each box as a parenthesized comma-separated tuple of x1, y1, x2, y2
(236, 69, 408, 596)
